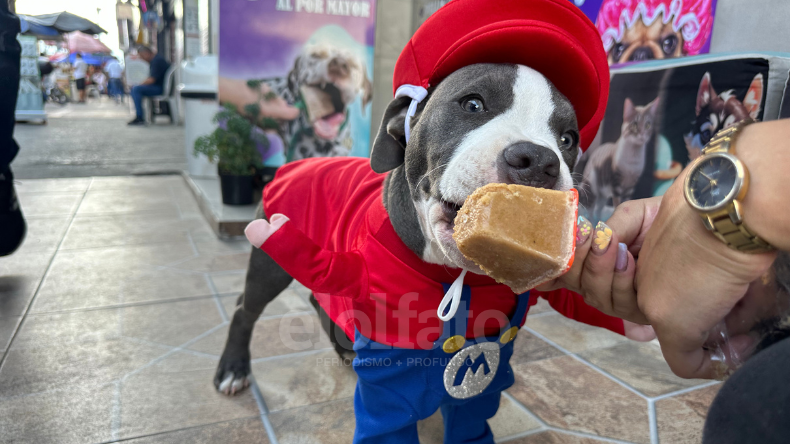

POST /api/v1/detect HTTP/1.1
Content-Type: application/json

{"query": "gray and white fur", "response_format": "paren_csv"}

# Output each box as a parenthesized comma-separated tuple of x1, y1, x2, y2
(214, 63, 582, 395)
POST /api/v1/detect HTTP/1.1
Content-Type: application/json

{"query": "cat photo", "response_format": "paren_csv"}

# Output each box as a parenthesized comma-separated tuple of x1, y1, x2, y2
(577, 96, 660, 222)
(684, 72, 764, 160)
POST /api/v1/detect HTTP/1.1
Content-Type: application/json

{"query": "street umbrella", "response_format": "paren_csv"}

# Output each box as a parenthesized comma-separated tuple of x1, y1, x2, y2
(18, 11, 107, 35)
(18, 16, 60, 38)
(63, 31, 111, 53)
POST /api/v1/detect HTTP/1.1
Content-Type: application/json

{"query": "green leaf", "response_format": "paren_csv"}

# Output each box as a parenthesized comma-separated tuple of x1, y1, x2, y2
(246, 79, 262, 90)
(244, 103, 261, 118)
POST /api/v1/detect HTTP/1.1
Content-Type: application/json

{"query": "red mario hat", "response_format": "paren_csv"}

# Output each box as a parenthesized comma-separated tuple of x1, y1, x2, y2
(393, 0, 609, 150)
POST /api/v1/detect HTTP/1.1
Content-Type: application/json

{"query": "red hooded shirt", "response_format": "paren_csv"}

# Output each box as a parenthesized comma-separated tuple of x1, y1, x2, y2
(260, 157, 624, 349)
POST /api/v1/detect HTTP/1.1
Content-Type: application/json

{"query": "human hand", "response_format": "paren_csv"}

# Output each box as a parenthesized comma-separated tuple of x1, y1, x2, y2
(635, 173, 777, 379)
(218, 77, 300, 122)
(538, 204, 655, 330)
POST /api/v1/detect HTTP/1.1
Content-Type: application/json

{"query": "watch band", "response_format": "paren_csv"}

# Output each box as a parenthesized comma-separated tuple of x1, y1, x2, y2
(699, 119, 774, 253)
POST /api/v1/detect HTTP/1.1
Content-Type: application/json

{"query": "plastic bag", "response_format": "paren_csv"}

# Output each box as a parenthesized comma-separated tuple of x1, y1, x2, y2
(705, 251, 790, 379)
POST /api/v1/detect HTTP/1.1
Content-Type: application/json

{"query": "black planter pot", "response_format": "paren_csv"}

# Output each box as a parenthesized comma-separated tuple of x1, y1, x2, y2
(220, 174, 254, 205)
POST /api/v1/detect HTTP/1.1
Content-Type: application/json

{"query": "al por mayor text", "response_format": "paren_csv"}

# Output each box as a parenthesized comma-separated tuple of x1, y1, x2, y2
(275, 0, 372, 18)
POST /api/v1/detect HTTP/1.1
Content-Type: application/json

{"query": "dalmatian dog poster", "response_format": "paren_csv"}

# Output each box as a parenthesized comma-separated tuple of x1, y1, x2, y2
(219, 0, 375, 165)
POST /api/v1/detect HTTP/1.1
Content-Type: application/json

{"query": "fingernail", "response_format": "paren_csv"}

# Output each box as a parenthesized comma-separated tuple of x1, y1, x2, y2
(576, 216, 592, 246)
(615, 242, 628, 272)
(591, 221, 613, 255)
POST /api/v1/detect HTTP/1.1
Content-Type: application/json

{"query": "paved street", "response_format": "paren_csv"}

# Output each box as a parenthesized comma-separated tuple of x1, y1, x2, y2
(0, 175, 720, 443)
(11, 98, 186, 179)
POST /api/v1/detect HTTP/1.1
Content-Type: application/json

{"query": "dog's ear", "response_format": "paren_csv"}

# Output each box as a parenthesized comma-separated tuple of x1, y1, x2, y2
(744, 73, 764, 120)
(361, 71, 373, 109)
(370, 96, 411, 173)
(287, 56, 302, 93)
(696, 72, 714, 116)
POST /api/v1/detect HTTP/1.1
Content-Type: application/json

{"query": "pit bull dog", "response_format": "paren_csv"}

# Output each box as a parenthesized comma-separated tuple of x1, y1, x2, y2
(215, 0, 622, 442)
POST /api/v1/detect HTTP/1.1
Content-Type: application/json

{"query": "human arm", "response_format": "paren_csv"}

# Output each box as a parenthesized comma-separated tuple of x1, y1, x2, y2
(634, 120, 788, 379)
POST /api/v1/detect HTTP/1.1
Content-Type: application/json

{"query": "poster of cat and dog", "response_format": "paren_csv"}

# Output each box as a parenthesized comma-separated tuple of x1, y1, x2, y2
(576, 58, 769, 224)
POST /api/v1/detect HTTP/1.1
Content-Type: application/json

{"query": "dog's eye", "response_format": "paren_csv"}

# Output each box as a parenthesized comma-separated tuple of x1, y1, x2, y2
(662, 35, 679, 55)
(612, 43, 626, 61)
(559, 131, 577, 150)
(461, 97, 485, 113)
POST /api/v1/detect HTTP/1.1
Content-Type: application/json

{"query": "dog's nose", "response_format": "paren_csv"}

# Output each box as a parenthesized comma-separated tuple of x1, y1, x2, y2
(630, 47, 655, 61)
(499, 142, 560, 189)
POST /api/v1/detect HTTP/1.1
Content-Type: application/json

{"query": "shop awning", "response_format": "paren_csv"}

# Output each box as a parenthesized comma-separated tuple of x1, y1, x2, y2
(18, 11, 107, 35)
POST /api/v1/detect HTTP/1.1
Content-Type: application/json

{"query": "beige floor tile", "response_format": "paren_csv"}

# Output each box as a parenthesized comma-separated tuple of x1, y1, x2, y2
(61, 212, 210, 250)
(77, 188, 182, 216)
(0, 315, 20, 351)
(524, 313, 628, 354)
(192, 232, 253, 255)
(172, 251, 251, 273)
(251, 349, 357, 412)
(528, 297, 555, 315)
(189, 313, 332, 358)
(509, 355, 651, 443)
(213, 272, 246, 295)
(0, 274, 43, 317)
(16, 191, 83, 217)
(417, 395, 541, 443)
(0, 382, 115, 444)
(14, 216, 71, 253)
(89, 175, 184, 191)
(124, 417, 270, 443)
(0, 249, 53, 278)
(656, 384, 720, 444)
(269, 397, 354, 444)
(118, 366, 260, 439)
(579, 341, 709, 397)
(121, 298, 224, 347)
(220, 289, 314, 318)
(133, 350, 219, 376)
(507, 430, 612, 444)
(15, 177, 91, 193)
(511, 330, 566, 366)
(0, 338, 164, 398)
(10, 308, 123, 348)
(31, 242, 201, 312)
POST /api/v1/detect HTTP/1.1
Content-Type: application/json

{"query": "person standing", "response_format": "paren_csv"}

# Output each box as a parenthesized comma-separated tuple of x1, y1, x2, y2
(73, 53, 87, 103)
(105, 57, 124, 103)
(0, 0, 26, 256)
(128, 46, 170, 126)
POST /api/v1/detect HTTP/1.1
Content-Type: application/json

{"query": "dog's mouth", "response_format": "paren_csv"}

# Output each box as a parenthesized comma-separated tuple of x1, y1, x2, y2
(300, 83, 347, 140)
(440, 199, 463, 227)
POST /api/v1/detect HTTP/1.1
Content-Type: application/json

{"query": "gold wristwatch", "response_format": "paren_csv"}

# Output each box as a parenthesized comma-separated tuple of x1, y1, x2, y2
(683, 119, 774, 253)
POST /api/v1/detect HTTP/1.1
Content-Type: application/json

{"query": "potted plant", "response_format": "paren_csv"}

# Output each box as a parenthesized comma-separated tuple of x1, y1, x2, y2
(194, 102, 277, 205)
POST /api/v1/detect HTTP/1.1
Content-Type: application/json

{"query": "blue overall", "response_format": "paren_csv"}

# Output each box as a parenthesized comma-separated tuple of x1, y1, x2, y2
(352, 285, 531, 444)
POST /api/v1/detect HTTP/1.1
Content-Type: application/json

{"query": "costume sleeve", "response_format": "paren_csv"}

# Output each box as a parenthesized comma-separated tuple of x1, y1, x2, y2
(533, 288, 625, 336)
(259, 221, 368, 299)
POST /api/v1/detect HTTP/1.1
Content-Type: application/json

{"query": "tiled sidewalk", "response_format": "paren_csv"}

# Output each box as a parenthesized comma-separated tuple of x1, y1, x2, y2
(0, 175, 718, 443)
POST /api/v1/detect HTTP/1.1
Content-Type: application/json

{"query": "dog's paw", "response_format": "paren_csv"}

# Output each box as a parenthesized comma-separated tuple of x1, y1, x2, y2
(214, 354, 251, 396)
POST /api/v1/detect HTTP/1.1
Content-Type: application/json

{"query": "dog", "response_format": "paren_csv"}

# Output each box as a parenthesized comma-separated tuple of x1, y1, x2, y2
(264, 44, 372, 161)
(597, 0, 714, 65)
(215, 63, 582, 393)
(684, 71, 763, 160)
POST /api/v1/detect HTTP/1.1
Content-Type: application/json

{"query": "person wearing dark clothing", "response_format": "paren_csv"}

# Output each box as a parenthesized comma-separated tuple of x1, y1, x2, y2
(0, 2, 26, 256)
(128, 45, 171, 125)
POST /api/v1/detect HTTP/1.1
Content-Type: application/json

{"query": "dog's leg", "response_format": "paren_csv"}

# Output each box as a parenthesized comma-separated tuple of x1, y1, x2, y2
(308, 293, 355, 360)
(215, 206, 294, 395)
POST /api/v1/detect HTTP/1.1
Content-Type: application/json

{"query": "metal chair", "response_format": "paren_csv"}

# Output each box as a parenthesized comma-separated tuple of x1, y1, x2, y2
(144, 65, 180, 125)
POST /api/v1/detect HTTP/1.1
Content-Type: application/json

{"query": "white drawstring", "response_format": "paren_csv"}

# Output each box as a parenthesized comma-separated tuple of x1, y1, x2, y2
(437, 269, 468, 321)
(394, 85, 428, 143)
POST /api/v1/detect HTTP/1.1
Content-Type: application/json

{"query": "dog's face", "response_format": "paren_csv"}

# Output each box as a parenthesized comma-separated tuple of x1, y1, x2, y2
(288, 44, 373, 141)
(608, 11, 684, 63)
(684, 72, 763, 160)
(372, 64, 579, 270)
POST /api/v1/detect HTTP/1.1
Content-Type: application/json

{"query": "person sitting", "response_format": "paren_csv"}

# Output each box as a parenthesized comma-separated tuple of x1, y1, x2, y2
(128, 46, 170, 126)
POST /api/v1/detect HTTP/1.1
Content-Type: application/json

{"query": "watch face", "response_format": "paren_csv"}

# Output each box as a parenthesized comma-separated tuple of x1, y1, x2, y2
(687, 154, 741, 210)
